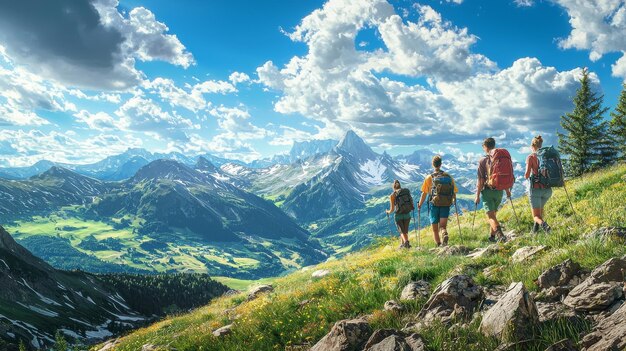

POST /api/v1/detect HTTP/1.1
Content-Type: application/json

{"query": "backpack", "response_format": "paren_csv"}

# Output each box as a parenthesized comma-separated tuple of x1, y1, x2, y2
(429, 171, 454, 207)
(394, 188, 414, 214)
(487, 148, 515, 191)
(533, 146, 564, 187)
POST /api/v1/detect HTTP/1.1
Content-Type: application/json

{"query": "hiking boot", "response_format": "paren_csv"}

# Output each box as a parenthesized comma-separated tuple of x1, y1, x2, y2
(532, 223, 540, 234)
(404, 241, 412, 249)
(541, 221, 552, 233)
(495, 227, 507, 243)
(436, 242, 442, 247)
(488, 235, 497, 243)
(442, 231, 449, 246)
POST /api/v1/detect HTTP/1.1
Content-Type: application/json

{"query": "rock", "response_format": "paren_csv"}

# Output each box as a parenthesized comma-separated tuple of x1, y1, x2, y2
(400, 281, 431, 300)
(580, 302, 626, 351)
(480, 282, 539, 342)
(537, 259, 582, 289)
(363, 329, 400, 350)
(535, 286, 574, 302)
(511, 246, 548, 263)
(417, 275, 483, 326)
(310, 318, 372, 351)
(536, 302, 577, 323)
(312, 269, 331, 279)
(466, 245, 498, 259)
(212, 324, 233, 337)
(384, 300, 405, 313)
(363, 330, 425, 351)
(97, 340, 120, 351)
(141, 344, 157, 351)
(222, 289, 240, 296)
(585, 227, 626, 241)
(545, 339, 577, 351)
(564, 282, 623, 311)
(298, 299, 311, 308)
(366, 335, 410, 351)
(434, 245, 470, 256)
(247, 284, 273, 301)
(585, 257, 626, 284)
(404, 334, 426, 351)
(482, 285, 507, 309)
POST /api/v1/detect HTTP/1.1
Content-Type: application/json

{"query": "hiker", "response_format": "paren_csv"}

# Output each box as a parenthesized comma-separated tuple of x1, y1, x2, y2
(386, 180, 413, 249)
(475, 137, 515, 242)
(417, 155, 458, 247)
(525, 135, 553, 233)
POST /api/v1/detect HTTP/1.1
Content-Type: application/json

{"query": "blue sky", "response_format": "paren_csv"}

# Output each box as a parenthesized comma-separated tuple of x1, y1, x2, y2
(0, 0, 625, 166)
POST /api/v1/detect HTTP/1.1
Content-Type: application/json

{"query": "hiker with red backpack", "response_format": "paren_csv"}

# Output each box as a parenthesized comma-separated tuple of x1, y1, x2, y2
(475, 137, 515, 243)
(525, 135, 566, 233)
(417, 155, 458, 247)
(386, 180, 414, 249)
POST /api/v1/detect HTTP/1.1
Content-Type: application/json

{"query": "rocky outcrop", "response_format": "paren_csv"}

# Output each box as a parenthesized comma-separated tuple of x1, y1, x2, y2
(511, 246, 548, 263)
(362, 330, 425, 351)
(311, 318, 372, 351)
(213, 324, 233, 337)
(480, 282, 539, 341)
(580, 302, 626, 351)
(564, 257, 626, 311)
(466, 245, 499, 260)
(384, 300, 405, 312)
(247, 285, 274, 301)
(400, 281, 431, 301)
(536, 302, 577, 323)
(416, 275, 483, 326)
(312, 269, 331, 279)
(537, 259, 582, 290)
(584, 227, 626, 241)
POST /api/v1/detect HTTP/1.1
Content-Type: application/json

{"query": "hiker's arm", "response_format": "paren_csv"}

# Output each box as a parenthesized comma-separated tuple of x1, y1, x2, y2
(385, 195, 394, 214)
(418, 192, 427, 209)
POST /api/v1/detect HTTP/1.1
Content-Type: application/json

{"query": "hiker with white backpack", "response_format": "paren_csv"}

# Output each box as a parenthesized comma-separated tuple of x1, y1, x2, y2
(417, 155, 458, 247)
(525, 135, 566, 233)
(386, 180, 414, 249)
(475, 137, 515, 243)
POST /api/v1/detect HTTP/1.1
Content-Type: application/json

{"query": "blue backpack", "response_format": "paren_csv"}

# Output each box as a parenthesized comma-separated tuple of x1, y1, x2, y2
(533, 146, 564, 188)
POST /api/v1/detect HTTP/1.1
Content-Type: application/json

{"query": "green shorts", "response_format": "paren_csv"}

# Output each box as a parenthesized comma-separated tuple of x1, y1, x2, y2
(481, 188, 503, 212)
(529, 187, 552, 209)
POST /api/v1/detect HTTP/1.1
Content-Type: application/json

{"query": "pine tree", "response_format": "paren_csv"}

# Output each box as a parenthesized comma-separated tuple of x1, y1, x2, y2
(54, 330, 69, 351)
(610, 82, 626, 162)
(596, 122, 619, 168)
(557, 68, 610, 176)
(18, 340, 27, 351)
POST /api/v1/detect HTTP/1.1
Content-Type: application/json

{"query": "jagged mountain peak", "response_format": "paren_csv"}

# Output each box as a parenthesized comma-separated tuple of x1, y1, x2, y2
(33, 166, 91, 181)
(195, 156, 218, 173)
(335, 130, 377, 161)
(131, 159, 206, 183)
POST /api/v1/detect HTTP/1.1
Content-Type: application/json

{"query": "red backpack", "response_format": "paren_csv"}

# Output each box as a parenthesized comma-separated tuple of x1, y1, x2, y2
(487, 149, 515, 191)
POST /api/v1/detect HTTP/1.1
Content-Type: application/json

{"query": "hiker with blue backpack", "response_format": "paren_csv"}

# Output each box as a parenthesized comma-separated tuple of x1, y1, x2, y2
(525, 135, 566, 233)
(417, 155, 458, 247)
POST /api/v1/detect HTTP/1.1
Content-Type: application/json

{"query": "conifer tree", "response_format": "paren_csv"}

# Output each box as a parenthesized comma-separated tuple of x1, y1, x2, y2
(557, 68, 609, 176)
(54, 330, 68, 351)
(18, 340, 27, 351)
(610, 82, 626, 162)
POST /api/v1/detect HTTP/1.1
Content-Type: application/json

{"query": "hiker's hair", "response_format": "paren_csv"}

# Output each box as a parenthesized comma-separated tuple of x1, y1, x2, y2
(483, 137, 496, 149)
(531, 135, 543, 149)
(432, 155, 442, 169)
(393, 180, 401, 190)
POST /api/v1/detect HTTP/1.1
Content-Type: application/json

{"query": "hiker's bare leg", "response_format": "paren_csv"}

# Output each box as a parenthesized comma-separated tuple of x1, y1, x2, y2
(401, 233, 409, 243)
(532, 208, 544, 225)
(486, 211, 499, 233)
(431, 223, 441, 244)
(439, 218, 448, 232)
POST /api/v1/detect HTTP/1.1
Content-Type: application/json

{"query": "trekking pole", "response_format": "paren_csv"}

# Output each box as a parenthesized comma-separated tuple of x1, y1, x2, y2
(386, 212, 394, 237)
(508, 195, 521, 229)
(417, 206, 421, 249)
(454, 199, 463, 244)
(471, 201, 477, 234)
(412, 208, 418, 248)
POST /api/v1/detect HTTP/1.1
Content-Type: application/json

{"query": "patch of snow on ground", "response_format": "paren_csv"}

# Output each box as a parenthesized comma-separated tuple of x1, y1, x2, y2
(20, 279, 61, 306)
(16, 303, 59, 317)
(85, 321, 113, 339)
(87, 296, 96, 305)
(360, 159, 387, 185)
(60, 328, 81, 339)
(0, 259, 9, 270)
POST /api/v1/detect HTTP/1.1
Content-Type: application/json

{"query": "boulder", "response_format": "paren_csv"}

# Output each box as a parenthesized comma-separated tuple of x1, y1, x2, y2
(363, 329, 400, 350)
(312, 269, 331, 279)
(310, 318, 372, 351)
(536, 302, 577, 323)
(400, 281, 431, 300)
(585, 227, 626, 241)
(384, 300, 405, 313)
(466, 245, 499, 259)
(544, 339, 577, 351)
(535, 286, 575, 302)
(584, 257, 626, 284)
(511, 246, 548, 263)
(417, 275, 483, 325)
(366, 335, 410, 351)
(247, 285, 274, 301)
(404, 334, 426, 351)
(480, 282, 539, 342)
(537, 259, 582, 289)
(564, 282, 623, 311)
(212, 324, 233, 337)
(581, 302, 626, 351)
(433, 245, 470, 256)
(363, 330, 425, 351)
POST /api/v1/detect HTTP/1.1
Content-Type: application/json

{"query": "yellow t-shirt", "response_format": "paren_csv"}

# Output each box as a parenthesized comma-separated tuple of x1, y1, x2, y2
(421, 172, 458, 194)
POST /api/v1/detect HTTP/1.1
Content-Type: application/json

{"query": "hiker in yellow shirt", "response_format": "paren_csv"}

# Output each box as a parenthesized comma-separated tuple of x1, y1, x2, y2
(417, 155, 458, 247)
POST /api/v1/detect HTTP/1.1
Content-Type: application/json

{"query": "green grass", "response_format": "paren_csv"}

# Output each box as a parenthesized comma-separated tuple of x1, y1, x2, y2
(99, 164, 626, 351)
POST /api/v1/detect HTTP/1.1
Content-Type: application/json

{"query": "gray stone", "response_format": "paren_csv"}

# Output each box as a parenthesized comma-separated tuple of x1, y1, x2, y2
(404, 334, 426, 351)
(366, 335, 411, 351)
(400, 281, 431, 300)
(466, 245, 499, 259)
(141, 345, 157, 351)
(511, 246, 548, 263)
(581, 302, 626, 351)
(363, 329, 400, 350)
(585, 227, 626, 241)
(585, 257, 626, 284)
(417, 275, 483, 326)
(246, 284, 273, 301)
(480, 282, 539, 342)
(564, 282, 623, 312)
(536, 302, 577, 323)
(434, 245, 470, 256)
(535, 286, 574, 302)
(212, 324, 233, 337)
(384, 300, 405, 312)
(363, 330, 425, 351)
(537, 259, 582, 289)
(97, 340, 120, 351)
(311, 318, 372, 351)
(312, 269, 331, 279)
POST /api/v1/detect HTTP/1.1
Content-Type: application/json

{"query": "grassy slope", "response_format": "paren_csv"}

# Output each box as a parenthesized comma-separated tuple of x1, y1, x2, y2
(97, 164, 626, 351)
